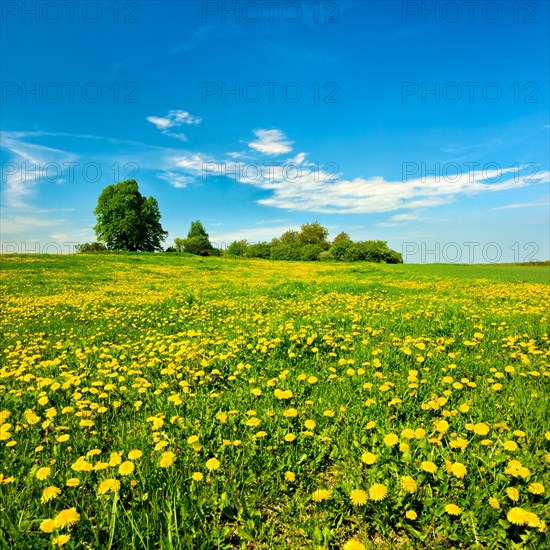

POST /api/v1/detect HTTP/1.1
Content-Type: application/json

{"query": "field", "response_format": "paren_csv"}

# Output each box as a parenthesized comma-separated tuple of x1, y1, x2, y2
(0, 254, 549, 549)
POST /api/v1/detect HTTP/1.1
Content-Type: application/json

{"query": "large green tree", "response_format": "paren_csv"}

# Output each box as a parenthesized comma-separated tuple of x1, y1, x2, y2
(178, 220, 213, 256)
(94, 180, 167, 251)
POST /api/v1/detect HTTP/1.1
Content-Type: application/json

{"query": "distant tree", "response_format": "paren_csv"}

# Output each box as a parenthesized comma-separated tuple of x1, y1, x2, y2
(179, 221, 213, 256)
(245, 242, 272, 259)
(164, 246, 176, 253)
(332, 231, 351, 244)
(93, 180, 167, 251)
(174, 238, 185, 253)
(279, 230, 300, 244)
(298, 222, 329, 250)
(76, 242, 107, 253)
(228, 240, 248, 257)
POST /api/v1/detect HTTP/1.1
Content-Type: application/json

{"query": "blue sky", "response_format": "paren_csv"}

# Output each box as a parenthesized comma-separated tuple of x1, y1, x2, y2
(1, 0, 549, 262)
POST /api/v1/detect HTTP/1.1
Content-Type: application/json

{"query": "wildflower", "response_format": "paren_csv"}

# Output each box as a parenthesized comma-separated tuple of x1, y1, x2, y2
(36, 467, 51, 480)
(304, 419, 316, 430)
(401, 428, 415, 440)
(434, 420, 449, 433)
(98, 479, 120, 495)
(503, 440, 518, 452)
(444, 504, 462, 516)
(383, 433, 399, 447)
(450, 462, 467, 479)
(128, 449, 143, 460)
(420, 461, 437, 474)
(191, 472, 203, 481)
(66, 478, 80, 487)
(405, 510, 417, 520)
(488, 497, 500, 509)
(414, 428, 426, 439)
(473, 423, 490, 436)
(41, 486, 61, 503)
(284, 433, 296, 442)
(528, 483, 544, 495)
(506, 487, 520, 501)
(312, 489, 331, 502)
(369, 484, 388, 501)
(109, 452, 122, 466)
(52, 535, 70, 547)
(401, 476, 417, 494)
(159, 452, 175, 468)
(349, 489, 368, 506)
(507, 507, 527, 525)
(119, 461, 135, 476)
(343, 540, 365, 550)
(40, 519, 56, 533)
(53, 507, 80, 527)
(361, 451, 377, 465)
(285, 471, 296, 482)
(245, 417, 261, 427)
(205, 457, 220, 471)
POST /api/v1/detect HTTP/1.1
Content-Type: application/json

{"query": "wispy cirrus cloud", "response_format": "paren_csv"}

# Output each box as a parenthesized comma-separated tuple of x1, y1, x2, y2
(146, 109, 202, 141)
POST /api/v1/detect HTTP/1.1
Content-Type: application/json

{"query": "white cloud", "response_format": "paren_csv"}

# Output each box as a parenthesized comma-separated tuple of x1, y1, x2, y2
(146, 110, 202, 141)
(492, 196, 549, 210)
(248, 129, 293, 155)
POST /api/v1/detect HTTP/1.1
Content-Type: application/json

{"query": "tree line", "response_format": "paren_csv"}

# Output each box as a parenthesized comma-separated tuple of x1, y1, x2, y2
(79, 179, 402, 263)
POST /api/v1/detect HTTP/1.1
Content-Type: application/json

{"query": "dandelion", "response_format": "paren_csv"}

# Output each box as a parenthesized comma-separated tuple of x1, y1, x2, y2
(40, 519, 56, 533)
(52, 535, 70, 547)
(205, 457, 220, 471)
(473, 423, 490, 436)
(349, 489, 368, 506)
(507, 507, 528, 526)
(312, 489, 331, 502)
(98, 479, 120, 495)
(109, 452, 122, 466)
(304, 419, 316, 430)
(401, 428, 415, 440)
(361, 451, 377, 465)
(369, 483, 388, 501)
(41, 486, 61, 503)
(434, 420, 449, 433)
(191, 472, 203, 481)
(284, 433, 296, 442)
(414, 428, 426, 439)
(405, 510, 418, 520)
(420, 461, 437, 474)
(128, 449, 142, 460)
(383, 433, 399, 447)
(444, 504, 462, 516)
(66, 478, 80, 487)
(343, 540, 365, 550)
(488, 497, 500, 509)
(119, 461, 135, 476)
(503, 440, 518, 452)
(528, 483, 544, 495)
(506, 487, 520, 501)
(53, 507, 80, 527)
(36, 467, 51, 480)
(401, 476, 417, 494)
(245, 417, 261, 427)
(285, 471, 296, 482)
(450, 462, 467, 479)
(159, 452, 175, 468)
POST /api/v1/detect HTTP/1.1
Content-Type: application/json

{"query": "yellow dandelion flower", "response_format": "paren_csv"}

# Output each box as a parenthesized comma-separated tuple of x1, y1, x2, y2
(444, 504, 462, 516)
(503, 440, 518, 452)
(304, 419, 316, 430)
(473, 423, 490, 436)
(528, 483, 544, 495)
(119, 461, 135, 476)
(52, 534, 70, 547)
(36, 467, 51, 480)
(159, 451, 175, 468)
(523, 512, 541, 528)
(98, 479, 121, 495)
(323, 410, 335, 417)
(284, 433, 296, 442)
(205, 457, 220, 471)
(41, 486, 61, 503)
(401, 428, 415, 440)
(450, 462, 467, 479)
(507, 507, 528, 525)
(56, 434, 70, 443)
(285, 471, 296, 482)
(109, 452, 122, 467)
(506, 487, 520, 501)
(383, 433, 399, 447)
(40, 519, 56, 533)
(405, 510, 418, 520)
(127, 449, 142, 460)
(187, 435, 199, 445)
(53, 507, 80, 528)
(369, 483, 388, 501)
(361, 451, 377, 465)
(401, 476, 417, 494)
(350, 489, 368, 506)
(488, 497, 500, 509)
(245, 417, 261, 427)
(191, 472, 203, 481)
(414, 428, 426, 439)
(312, 489, 331, 502)
(434, 420, 449, 433)
(66, 478, 80, 487)
(420, 461, 437, 474)
(343, 540, 365, 550)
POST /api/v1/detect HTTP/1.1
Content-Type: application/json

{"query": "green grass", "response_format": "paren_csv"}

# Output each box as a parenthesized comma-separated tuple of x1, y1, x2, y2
(0, 254, 548, 549)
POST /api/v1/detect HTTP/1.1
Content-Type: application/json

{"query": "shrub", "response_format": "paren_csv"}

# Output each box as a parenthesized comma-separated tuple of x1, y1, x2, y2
(76, 242, 107, 253)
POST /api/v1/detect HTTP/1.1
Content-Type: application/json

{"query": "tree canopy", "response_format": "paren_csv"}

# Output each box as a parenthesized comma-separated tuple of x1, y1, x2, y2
(94, 180, 167, 251)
